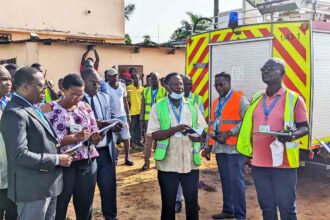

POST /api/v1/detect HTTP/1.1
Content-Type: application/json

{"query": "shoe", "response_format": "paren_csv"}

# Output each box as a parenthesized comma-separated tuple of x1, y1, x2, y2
(124, 159, 134, 166)
(175, 201, 182, 213)
(141, 161, 150, 171)
(212, 212, 235, 219)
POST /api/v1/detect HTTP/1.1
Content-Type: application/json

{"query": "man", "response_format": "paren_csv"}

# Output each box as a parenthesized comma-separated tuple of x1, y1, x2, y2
(147, 72, 207, 220)
(209, 72, 249, 220)
(0, 65, 16, 220)
(140, 72, 166, 170)
(81, 68, 120, 220)
(127, 73, 144, 149)
(0, 66, 71, 220)
(237, 58, 309, 220)
(31, 63, 58, 102)
(175, 74, 205, 213)
(4, 64, 18, 84)
(182, 75, 204, 116)
(104, 68, 133, 166)
(80, 45, 100, 73)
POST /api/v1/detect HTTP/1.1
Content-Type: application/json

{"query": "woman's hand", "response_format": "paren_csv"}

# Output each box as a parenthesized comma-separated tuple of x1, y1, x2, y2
(74, 128, 91, 142)
(90, 132, 102, 145)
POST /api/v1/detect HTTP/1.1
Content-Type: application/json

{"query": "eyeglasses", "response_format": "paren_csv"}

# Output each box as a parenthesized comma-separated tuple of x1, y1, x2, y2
(86, 80, 100, 87)
(31, 83, 47, 90)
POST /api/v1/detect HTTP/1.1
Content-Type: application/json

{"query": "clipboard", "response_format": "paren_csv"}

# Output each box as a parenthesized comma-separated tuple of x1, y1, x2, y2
(255, 131, 292, 137)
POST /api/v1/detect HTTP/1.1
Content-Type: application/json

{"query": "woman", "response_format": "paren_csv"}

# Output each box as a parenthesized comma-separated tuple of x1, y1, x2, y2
(42, 73, 101, 220)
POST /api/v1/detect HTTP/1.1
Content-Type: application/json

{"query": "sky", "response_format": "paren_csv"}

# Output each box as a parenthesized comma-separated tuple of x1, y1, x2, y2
(125, 0, 242, 43)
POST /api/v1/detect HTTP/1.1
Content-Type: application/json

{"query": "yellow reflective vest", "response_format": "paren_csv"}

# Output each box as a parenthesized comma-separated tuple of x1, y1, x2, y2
(236, 88, 300, 168)
(143, 86, 166, 120)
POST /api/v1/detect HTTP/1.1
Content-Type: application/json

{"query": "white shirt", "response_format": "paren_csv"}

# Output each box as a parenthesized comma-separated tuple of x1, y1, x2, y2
(84, 93, 108, 147)
(105, 82, 127, 118)
(147, 97, 208, 173)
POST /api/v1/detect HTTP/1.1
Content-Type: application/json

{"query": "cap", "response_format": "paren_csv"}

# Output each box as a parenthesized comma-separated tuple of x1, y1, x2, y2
(106, 68, 118, 76)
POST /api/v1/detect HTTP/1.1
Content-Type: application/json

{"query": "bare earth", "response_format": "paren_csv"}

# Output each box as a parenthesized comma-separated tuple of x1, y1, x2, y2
(67, 150, 330, 220)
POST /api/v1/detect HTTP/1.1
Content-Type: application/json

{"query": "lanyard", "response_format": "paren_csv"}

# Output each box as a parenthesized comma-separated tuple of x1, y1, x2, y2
(215, 90, 233, 118)
(169, 98, 182, 124)
(151, 88, 158, 104)
(263, 95, 280, 118)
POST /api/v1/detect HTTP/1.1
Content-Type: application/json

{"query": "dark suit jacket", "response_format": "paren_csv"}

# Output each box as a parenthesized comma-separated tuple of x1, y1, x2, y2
(0, 95, 63, 202)
(83, 92, 117, 161)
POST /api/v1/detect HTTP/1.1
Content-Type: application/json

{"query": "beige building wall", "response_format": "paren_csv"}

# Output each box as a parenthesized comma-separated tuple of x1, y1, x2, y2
(0, 0, 124, 41)
(0, 42, 185, 87)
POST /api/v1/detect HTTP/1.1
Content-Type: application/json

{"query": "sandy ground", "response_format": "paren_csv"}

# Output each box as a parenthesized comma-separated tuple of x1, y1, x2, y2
(66, 149, 330, 220)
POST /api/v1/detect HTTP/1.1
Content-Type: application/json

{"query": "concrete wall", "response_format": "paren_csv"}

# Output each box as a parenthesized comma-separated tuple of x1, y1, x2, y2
(0, 0, 124, 41)
(0, 42, 185, 87)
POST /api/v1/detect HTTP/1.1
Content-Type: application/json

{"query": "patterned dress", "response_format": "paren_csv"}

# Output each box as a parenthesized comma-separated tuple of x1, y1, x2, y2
(44, 101, 99, 161)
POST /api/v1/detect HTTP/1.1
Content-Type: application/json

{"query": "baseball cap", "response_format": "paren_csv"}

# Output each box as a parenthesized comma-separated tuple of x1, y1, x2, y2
(106, 68, 118, 76)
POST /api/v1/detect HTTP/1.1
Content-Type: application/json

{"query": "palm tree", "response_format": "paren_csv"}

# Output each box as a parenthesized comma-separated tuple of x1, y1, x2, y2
(124, 3, 135, 21)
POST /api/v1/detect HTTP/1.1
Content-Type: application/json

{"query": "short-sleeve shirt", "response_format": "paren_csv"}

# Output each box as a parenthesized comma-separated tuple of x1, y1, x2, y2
(105, 82, 127, 118)
(252, 88, 308, 168)
(44, 101, 99, 162)
(147, 97, 208, 173)
(127, 84, 144, 115)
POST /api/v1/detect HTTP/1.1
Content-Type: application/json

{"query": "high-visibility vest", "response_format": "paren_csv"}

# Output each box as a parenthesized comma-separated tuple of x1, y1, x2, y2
(44, 88, 52, 103)
(236, 88, 300, 168)
(190, 93, 203, 108)
(143, 86, 166, 120)
(209, 91, 243, 146)
(154, 97, 202, 166)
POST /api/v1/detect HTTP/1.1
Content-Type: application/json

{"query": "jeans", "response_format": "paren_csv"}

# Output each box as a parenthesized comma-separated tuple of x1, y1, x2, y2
(216, 153, 246, 219)
(55, 159, 97, 220)
(158, 170, 199, 220)
(129, 115, 141, 144)
(252, 166, 297, 220)
(0, 188, 17, 220)
(96, 148, 117, 220)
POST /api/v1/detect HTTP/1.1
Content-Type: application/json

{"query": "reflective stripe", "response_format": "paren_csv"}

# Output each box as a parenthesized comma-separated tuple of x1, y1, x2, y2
(145, 103, 152, 106)
(193, 147, 201, 154)
(221, 120, 241, 125)
(156, 143, 168, 149)
(145, 111, 150, 114)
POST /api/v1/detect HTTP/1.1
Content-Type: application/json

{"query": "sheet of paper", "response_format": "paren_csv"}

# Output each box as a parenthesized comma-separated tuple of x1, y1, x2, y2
(103, 118, 128, 128)
(270, 139, 284, 167)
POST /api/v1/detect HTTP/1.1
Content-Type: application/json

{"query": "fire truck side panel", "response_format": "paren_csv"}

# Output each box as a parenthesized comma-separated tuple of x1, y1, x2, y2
(311, 31, 330, 147)
(186, 32, 210, 118)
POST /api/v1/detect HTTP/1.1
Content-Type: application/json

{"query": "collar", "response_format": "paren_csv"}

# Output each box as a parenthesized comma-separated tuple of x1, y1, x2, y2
(13, 92, 33, 107)
(263, 86, 285, 98)
(219, 88, 233, 100)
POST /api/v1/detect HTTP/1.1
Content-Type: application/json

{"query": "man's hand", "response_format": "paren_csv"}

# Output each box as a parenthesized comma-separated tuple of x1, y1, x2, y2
(90, 132, 102, 145)
(74, 128, 91, 142)
(174, 124, 191, 133)
(209, 133, 222, 144)
(201, 147, 212, 161)
(58, 154, 72, 167)
(188, 133, 202, 142)
(111, 123, 122, 133)
(219, 131, 231, 144)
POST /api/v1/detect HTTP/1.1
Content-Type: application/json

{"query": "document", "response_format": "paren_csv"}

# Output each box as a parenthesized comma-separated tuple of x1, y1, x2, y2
(270, 139, 284, 167)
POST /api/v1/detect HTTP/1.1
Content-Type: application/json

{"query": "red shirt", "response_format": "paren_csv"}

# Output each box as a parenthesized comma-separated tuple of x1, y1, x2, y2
(252, 87, 308, 168)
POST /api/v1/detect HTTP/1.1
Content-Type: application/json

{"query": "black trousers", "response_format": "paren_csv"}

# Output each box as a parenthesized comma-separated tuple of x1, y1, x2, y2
(96, 148, 117, 220)
(129, 114, 141, 143)
(0, 189, 17, 220)
(158, 170, 199, 220)
(55, 159, 97, 220)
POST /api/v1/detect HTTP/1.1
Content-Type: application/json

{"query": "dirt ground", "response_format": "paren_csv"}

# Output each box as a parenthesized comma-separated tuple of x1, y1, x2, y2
(67, 149, 330, 220)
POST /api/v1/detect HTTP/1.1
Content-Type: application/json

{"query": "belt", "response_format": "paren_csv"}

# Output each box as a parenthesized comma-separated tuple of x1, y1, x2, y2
(96, 146, 108, 151)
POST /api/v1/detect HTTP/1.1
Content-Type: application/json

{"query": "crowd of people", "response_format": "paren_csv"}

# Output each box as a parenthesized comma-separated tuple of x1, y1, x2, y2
(0, 47, 309, 220)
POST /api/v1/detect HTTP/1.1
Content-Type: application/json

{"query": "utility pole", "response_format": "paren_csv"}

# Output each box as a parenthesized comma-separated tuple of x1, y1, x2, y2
(214, 0, 219, 28)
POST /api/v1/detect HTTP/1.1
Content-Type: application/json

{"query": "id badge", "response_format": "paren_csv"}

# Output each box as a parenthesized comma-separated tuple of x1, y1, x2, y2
(259, 125, 270, 132)
(175, 132, 183, 137)
(70, 124, 80, 133)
